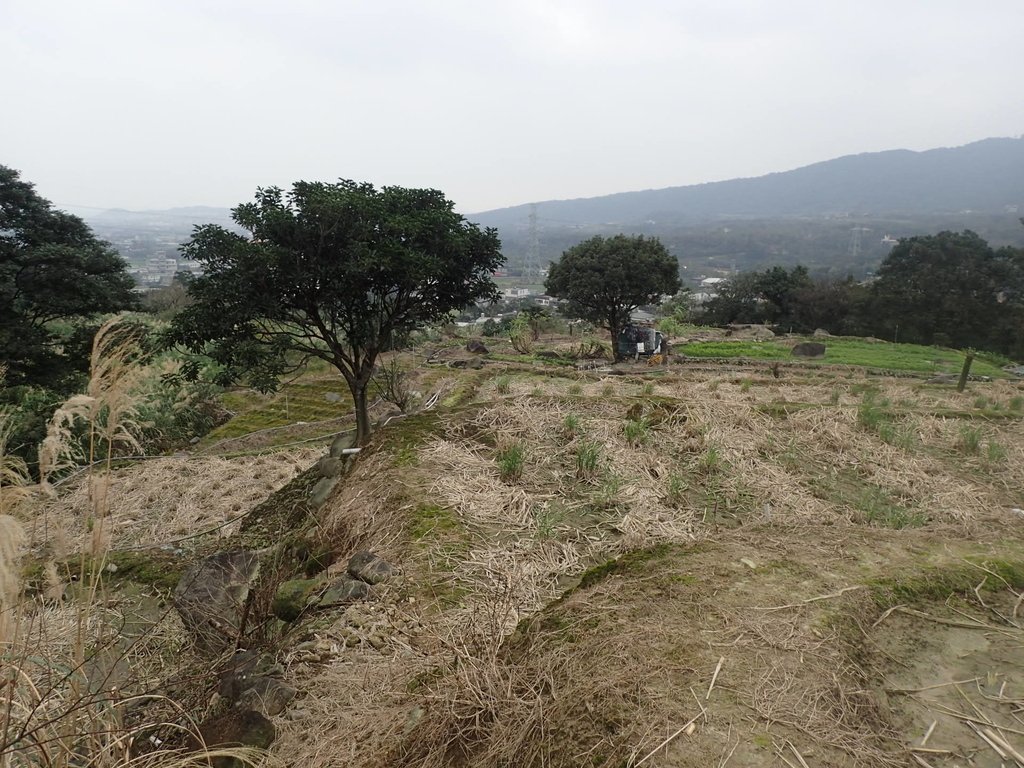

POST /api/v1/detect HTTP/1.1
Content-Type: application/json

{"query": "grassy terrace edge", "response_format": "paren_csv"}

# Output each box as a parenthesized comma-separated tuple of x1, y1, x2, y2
(677, 336, 1010, 377)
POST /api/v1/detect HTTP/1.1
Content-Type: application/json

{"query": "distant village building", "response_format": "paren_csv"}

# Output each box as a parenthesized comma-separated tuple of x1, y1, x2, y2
(699, 277, 727, 289)
(502, 286, 533, 299)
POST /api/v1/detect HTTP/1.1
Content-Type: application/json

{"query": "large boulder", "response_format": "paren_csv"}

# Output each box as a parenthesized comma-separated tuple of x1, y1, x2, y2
(791, 342, 826, 358)
(173, 551, 260, 654)
(348, 551, 395, 585)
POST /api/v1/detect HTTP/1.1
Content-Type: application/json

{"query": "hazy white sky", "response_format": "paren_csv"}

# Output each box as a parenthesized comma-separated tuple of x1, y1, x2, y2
(2, 0, 1022, 214)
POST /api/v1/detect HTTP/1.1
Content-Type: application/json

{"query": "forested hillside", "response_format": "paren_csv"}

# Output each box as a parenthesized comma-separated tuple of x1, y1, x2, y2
(476, 137, 1024, 276)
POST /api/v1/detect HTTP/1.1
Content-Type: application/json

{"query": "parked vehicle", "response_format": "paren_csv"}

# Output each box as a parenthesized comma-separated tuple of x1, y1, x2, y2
(617, 325, 664, 359)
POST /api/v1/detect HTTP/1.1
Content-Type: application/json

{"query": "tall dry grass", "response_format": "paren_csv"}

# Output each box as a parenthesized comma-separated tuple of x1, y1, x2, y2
(1, 318, 261, 768)
(0, 385, 32, 647)
(38, 318, 149, 556)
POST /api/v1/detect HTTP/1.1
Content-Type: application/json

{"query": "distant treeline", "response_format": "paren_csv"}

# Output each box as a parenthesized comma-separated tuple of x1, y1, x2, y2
(691, 229, 1024, 360)
(497, 213, 1024, 280)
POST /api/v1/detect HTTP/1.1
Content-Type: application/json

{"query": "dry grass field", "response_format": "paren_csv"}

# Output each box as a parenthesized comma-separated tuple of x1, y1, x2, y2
(3, 332, 1023, 768)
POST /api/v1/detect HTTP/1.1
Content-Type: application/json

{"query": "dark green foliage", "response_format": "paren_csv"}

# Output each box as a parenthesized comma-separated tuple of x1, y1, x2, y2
(694, 228, 1024, 355)
(545, 234, 680, 361)
(865, 230, 1024, 357)
(167, 180, 504, 443)
(0, 165, 137, 392)
(135, 376, 228, 454)
(0, 385, 62, 474)
(701, 265, 849, 331)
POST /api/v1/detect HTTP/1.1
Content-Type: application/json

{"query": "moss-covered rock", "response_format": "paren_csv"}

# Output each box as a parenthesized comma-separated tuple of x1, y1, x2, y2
(22, 549, 186, 595)
(271, 578, 321, 622)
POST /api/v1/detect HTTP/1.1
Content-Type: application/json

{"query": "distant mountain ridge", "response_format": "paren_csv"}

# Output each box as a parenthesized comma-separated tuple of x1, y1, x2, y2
(86, 205, 234, 226)
(470, 137, 1024, 228)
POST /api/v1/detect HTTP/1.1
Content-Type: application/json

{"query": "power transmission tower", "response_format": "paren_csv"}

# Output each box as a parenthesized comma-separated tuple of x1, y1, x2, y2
(526, 203, 540, 279)
(849, 227, 871, 258)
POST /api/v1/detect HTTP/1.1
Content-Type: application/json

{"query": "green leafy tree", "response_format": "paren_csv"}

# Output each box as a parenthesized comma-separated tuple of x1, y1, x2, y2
(699, 265, 817, 330)
(167, 180, 504, 443)
(788, 276, 866, 334)
(1, 165, 137, 391)
(657, 288, 694, 325)
(757, 265, 811, 325)
(867, 230, 1024, 355)
(545, 235, 680, 361)
(698, 271, 763, 325)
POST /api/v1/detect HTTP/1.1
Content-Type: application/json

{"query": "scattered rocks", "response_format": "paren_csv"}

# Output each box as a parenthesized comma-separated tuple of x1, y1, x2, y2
(215, 651, 296, 717)
(271, 550, 397, 623)
(236, 677, 297, 717)
(727, 324, 775, 340)
(791, 342, 826, 358)
(308, 476, 340, 510)
(348, 551, 394, 585)
(173, 551, 260, 654)
(317, 576, 370, 608)
(217, 651, 285, 700)
(466, 339, 489, 354)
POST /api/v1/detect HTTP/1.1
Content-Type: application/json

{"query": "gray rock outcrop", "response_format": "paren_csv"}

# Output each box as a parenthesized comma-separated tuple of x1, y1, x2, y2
(317, 576, 370, 608)
(173, 551, 260, 653)
(791, 342, 826, 358)
(348, 551, 394, 585)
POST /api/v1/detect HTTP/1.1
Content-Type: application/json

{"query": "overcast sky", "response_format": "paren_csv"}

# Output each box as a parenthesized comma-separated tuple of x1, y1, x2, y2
(2, 0, 1022, 215)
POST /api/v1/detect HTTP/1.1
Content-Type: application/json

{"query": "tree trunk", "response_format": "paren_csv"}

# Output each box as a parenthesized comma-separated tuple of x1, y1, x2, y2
(353, 383, 372, 446)
(609, 318, 623, 362)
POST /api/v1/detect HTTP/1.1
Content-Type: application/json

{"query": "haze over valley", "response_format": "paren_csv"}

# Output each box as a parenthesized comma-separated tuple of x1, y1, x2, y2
(87, 136, 1024, 286)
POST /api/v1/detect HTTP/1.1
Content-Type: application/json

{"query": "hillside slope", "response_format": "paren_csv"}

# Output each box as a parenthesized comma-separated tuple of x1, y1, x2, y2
(473, 137, 1024, 227)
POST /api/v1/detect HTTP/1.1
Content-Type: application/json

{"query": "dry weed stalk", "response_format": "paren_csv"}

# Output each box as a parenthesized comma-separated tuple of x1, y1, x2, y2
(0, 515, 26, 649)
(39, 450, 316, 552)
(0, 402, 32, 647)
(39, 317, 150, 555)
(0, 414, 34, 522)
(1, 318, 246, 768)
(747, 660, 900, 767)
